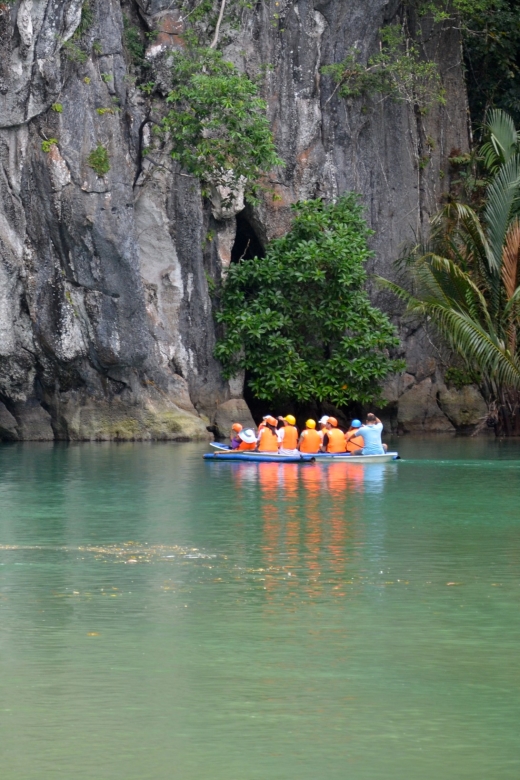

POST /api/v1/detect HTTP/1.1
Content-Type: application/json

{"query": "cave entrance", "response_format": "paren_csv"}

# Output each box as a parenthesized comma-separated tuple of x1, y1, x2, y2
(231, 210, 265, 263)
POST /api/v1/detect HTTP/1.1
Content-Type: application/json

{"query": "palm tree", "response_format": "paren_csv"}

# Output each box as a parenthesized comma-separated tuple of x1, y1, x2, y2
(381, 110, 520, 435)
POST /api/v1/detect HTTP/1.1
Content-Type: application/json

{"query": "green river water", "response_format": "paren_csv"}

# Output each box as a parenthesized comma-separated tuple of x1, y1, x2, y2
(0, 437, 519, 779)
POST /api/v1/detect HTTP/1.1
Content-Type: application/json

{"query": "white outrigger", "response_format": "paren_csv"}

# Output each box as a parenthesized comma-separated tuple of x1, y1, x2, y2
(312, 452, 399, 463)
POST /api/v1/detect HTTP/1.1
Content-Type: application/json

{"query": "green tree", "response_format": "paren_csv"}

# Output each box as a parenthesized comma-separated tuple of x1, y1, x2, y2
(215, 196, 403, 406)
(161, 47, 282, 206)
(381, 110, 520, 434)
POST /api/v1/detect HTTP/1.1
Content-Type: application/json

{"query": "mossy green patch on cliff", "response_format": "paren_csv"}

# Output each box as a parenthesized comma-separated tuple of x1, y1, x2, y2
(41, 138, 58, 152)
(87, 144, 110, 176)
(123, 14, 150, 72)
(101, 417, 142, 440)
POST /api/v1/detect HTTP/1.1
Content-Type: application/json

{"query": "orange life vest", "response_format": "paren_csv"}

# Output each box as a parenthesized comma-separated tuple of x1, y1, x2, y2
(299, 429, 322, 453)
(346, 434, 364, 453)
(326, 428, 346, 453)
(237, 441, 256, 451)
(257, 427, 279, 452)
(281, 425, 298, 450)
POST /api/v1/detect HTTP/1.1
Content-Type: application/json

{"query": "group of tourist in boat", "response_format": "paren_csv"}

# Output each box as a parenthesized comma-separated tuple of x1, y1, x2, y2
(229, 414, 388, 456)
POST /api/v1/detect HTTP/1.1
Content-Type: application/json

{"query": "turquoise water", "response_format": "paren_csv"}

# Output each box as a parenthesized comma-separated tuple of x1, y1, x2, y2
(0, 438, 519, 779)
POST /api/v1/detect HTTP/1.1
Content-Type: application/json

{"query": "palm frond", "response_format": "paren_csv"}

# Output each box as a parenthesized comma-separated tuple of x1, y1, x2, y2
(481, 109, 520, 171)
(502, 218, 520, 300)
(378, 271, 520, 389)
(410, 302, 520, 390)
(484, 154, 520, 273)
(502, 285, 520, 322)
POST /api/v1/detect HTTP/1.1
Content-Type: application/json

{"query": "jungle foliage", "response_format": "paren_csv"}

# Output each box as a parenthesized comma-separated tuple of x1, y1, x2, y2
(215, 196, 403, 406)
(381, 110, 520, 434)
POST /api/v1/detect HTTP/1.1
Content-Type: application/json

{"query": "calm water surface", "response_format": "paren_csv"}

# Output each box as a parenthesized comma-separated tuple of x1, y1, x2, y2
(0, 437, 519, 779)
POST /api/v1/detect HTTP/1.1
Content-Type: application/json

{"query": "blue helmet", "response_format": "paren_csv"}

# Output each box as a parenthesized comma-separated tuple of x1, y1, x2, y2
(351, 419, 362, 428)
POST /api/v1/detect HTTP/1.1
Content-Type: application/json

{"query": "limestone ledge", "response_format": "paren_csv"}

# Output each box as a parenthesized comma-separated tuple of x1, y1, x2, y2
(0, 397, 211, 442)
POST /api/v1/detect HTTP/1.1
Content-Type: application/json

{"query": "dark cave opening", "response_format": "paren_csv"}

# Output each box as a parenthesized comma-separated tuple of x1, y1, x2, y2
(231, 210, 265, 263)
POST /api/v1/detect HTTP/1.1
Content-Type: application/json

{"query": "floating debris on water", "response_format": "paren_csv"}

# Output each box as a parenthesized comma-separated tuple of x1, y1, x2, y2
(0, 543, 216, 564)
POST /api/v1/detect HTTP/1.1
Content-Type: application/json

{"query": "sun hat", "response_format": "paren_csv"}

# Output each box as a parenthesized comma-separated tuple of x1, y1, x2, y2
(284, 414, 296, 425)
(306, 419, 316, 429)
(231, 423, 243, 433)
(350, 419, 362, 428)
(328, 416, 338, 427)
(239, 429, 257, 444)
(318, 415, 329, 424)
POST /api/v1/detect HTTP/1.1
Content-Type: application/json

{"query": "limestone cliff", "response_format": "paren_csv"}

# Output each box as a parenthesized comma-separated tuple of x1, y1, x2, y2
(0, 0, 482, 440)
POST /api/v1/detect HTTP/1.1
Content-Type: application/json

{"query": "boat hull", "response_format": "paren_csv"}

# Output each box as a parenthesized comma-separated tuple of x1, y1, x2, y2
(312, 452, 399, 463)
(204, 451, 399, 463)
(203, 453, 315, 463)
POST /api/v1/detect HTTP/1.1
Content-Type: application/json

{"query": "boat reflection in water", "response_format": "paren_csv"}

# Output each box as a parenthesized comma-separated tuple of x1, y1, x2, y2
(227, 460, 395, 602)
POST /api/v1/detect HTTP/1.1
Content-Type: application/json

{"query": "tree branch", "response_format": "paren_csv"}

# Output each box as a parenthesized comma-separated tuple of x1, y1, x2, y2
(209, 0, 226, 49)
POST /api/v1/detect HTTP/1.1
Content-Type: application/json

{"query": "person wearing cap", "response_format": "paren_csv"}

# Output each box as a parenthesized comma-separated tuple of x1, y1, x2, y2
(256, 416, 280, 452)
(317, 415, 329, 441)
(322, 417, 347, 453)
(298, 419, 322, 453)
(345, 419, 364, 454)
(236, 428, 257, 451)
(230, 422, 243, 450)
(346, 413, 387, 455)
(277, 414, 299, 456)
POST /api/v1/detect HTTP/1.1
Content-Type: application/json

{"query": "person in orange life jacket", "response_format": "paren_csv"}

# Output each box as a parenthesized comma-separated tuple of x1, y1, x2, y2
(236, 428, 257, 451)
(299, 419, 322, 453)
(345, 419, 364, 453)
(317, 415, 329, 441)
(321, 417, 347, 453)
(277, 414, 299, 455)
(256, 416, 280, 452)
(229, 423, 243, 450)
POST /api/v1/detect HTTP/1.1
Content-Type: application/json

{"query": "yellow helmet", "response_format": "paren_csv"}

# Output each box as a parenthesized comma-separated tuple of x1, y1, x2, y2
(306, 419, 316, 429)
(284, 414, 296, 426)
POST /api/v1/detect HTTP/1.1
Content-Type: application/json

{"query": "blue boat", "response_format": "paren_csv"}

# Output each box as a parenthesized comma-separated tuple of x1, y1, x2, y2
(205, 444, 399, 463)
(203, 452, 315, 463)
(204, 442, 400, 463)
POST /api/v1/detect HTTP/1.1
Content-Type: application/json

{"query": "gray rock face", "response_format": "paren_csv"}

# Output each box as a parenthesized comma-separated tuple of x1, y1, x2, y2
(438, 384, 488, 431)
(0, 0, 477, 439)
(213, 399, 256, 440)
(397, 376, 456, 434)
